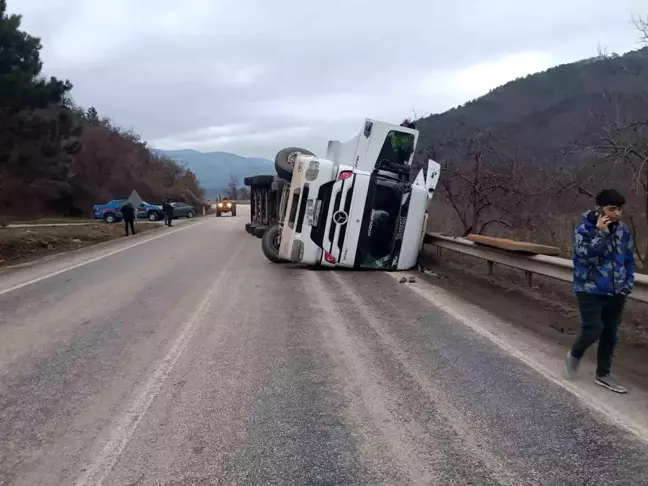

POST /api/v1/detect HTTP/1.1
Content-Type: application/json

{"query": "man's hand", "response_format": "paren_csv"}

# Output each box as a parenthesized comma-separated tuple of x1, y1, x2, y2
(597, 214, 612, 233)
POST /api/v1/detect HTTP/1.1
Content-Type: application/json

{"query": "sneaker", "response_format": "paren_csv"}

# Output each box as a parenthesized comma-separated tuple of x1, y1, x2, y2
(564, 351, 580, 378)
(594, 374, 628, 394)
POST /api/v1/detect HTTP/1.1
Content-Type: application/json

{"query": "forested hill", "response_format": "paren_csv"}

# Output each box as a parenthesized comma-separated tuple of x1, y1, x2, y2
(416, 46, 648, 155)
(412, 37, 648, 262)
(154, 149, 273, 197)
(0, 1, 204, 219)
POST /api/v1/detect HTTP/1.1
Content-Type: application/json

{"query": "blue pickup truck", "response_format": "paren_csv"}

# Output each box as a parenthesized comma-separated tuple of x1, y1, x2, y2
(93, 199, 165, 223)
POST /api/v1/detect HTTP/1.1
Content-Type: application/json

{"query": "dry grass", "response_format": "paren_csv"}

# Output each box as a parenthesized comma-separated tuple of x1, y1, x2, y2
(427, 248, 648, 348)
(7, 217, 93, 225)
(0, 222, 159, 266)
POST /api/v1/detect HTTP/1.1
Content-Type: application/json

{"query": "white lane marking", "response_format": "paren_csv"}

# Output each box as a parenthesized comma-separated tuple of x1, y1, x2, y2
(75, 246, 241, 486)
(0, 222, 204, 297)
(387, 272, 648, 445)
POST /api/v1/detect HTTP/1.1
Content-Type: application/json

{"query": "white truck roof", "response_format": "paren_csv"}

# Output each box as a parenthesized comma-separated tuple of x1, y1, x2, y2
(326, 119, 419, 173)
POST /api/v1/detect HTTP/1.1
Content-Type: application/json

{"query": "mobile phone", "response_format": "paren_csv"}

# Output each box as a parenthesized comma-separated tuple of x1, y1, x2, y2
(587, 210, 601, 225)
(589, 209, 617, 232)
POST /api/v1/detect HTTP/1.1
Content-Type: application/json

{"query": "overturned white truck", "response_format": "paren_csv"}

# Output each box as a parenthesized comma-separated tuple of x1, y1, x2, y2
(244, 118, 440, 270)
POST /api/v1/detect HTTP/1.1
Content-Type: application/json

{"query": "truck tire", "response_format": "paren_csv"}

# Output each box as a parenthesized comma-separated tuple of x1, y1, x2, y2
(275, 147, 314, 181)
(254, 226, 268, 238)
(231, 204, 237, 217)
(104, 213, 116, 223)
(148, 212, 158, 221)
(261, 224, 286, 263)
(251, 175, 274, 187)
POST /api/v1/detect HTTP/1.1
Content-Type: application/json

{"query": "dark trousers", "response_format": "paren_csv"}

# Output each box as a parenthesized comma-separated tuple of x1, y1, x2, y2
(124, 219, 135, 235)
(571, 293, 626, 377)
(165, 212, 173, 226)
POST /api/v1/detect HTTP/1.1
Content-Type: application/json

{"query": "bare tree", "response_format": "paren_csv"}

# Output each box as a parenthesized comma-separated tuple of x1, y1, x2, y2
(634, 15, 648, 45)
(592, 120, 648, 264)
(587, 18, 648, 263)
(552, 17, 648, 263)
(227, 175, 238, 200)
(429, 132, 550, 236)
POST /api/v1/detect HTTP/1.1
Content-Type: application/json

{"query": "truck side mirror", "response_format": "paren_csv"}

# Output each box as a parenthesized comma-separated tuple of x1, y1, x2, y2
(425, 160, 441, 200)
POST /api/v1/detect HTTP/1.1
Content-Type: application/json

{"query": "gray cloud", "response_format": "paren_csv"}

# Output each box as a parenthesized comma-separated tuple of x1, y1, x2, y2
(13, 0, 644, 159)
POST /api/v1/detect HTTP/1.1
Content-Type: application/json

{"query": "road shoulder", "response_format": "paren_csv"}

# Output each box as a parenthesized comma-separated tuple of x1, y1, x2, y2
(396, 268, 648, 444)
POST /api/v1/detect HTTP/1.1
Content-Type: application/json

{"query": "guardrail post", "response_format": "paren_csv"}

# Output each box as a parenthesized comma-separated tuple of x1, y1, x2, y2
(487, 261, 494, 275)
(525, 271, 533, 287)
(436, 247, 442, 258)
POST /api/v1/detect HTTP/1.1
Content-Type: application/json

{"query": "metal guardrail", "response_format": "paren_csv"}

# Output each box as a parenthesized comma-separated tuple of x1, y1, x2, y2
(423, 233, 648, 304)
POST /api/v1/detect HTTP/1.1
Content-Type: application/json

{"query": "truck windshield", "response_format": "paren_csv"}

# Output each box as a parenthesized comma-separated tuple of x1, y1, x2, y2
(355, 176, 405, 269)
(377, 130, 415, 166)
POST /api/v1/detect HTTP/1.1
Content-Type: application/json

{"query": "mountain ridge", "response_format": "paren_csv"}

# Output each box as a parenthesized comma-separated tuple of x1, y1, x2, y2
(153, 149, 274, 196)
(416, 46, 648, 155)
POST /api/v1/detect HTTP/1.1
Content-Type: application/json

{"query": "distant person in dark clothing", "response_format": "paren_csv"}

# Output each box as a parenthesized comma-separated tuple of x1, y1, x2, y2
(163, 198, 174, 227)
(400, 119, 416, 130)
(565, 189, 635, 394)
(120, 202, 136, 236)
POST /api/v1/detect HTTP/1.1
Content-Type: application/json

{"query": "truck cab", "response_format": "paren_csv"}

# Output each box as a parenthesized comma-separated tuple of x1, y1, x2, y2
(274, 119, 440, 270)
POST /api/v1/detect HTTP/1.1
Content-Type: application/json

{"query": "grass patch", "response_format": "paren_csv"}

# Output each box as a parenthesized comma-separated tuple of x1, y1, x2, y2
(0, 222, 159, 266)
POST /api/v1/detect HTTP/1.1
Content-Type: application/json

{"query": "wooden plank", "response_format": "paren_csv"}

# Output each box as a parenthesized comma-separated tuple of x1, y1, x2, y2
(467, 234, 561, 256)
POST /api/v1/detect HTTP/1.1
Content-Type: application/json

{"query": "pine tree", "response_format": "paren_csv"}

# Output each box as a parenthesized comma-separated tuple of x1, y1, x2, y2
(86, 106, 100, 125)
(0, 0, 72, 109)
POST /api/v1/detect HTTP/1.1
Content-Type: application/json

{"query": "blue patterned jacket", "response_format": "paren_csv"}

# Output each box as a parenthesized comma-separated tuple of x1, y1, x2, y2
(573, 211, 635, 296)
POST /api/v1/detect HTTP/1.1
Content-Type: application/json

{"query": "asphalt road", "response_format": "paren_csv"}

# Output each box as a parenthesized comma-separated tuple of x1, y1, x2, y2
(1, 208, 648, 485)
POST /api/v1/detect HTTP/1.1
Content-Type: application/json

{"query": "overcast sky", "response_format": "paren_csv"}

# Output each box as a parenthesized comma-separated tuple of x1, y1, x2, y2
(13, 0, 646, 160)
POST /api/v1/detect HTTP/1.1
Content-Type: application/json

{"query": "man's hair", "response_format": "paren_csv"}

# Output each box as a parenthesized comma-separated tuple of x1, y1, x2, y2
(595, 189, 626, 207)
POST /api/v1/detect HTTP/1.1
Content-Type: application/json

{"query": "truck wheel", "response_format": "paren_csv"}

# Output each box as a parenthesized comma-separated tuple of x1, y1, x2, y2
(148, 212, 158, 221)
(252, 175, 274, 187)
(254, 226, 268, 238)
(231, 204, 237, 217)
(274, 147, 314, 181)
(104, 213, 116, 223)
(262, 225, 286, 263)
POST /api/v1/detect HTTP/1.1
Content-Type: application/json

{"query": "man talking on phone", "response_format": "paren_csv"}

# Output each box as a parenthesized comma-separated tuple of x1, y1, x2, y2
(565, 189, 635, 393)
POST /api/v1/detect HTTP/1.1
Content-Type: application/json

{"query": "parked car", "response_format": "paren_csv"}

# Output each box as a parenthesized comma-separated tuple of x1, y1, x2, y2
(170, 202, 195, 219)
(93, 199, 164, 223)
